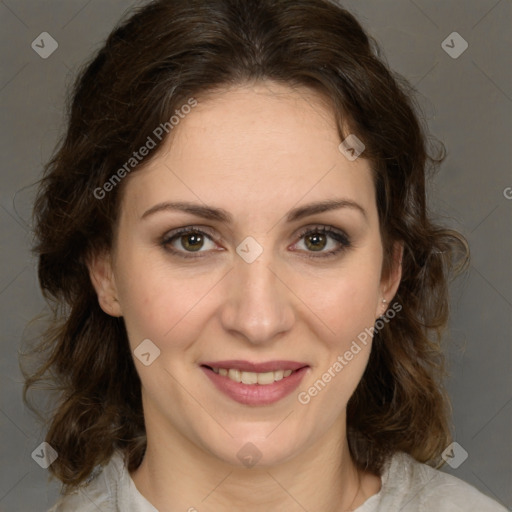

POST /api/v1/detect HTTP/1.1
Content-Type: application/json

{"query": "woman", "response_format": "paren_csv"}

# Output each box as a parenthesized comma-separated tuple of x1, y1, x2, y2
(24, 0, 506, 510)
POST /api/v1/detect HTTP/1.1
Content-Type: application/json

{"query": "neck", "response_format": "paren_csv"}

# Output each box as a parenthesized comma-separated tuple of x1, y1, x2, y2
(131, 409, 380, 511)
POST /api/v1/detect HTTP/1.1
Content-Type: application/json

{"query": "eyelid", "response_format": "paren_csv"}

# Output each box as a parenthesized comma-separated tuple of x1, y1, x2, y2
(162, 225, 217, 240)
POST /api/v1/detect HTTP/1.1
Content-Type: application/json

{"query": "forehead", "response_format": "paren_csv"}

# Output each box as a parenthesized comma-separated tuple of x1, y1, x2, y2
(121, 81, 376, 223)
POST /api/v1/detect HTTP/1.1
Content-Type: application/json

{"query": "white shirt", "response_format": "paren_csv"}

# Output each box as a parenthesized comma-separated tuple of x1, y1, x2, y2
(48, 450, 507, 511)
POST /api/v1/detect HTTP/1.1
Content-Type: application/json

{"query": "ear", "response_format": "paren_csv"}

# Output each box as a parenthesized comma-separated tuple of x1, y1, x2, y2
(377, 241, 403, 318)
(86, 250, 123, 317)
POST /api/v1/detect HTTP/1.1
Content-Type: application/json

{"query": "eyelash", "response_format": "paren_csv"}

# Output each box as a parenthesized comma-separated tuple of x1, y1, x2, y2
(160, 225, 351, 260)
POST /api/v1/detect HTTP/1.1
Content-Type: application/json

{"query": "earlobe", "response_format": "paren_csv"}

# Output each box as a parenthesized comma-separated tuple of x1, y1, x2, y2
(86, 250, 122, 317)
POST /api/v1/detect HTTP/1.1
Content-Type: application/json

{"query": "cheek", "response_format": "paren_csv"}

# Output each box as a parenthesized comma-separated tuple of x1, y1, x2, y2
(328, 277, 380, 334)
(295, 271, 381, 417)
(114, 252, 215, 351)
(297, 258, 383, 349)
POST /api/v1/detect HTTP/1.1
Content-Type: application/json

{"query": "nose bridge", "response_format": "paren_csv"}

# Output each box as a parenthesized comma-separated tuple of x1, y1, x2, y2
(220, 247, 295, 344)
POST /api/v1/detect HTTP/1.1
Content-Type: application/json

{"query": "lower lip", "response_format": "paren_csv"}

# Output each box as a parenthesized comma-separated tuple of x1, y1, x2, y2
(201, 366, 309, 406)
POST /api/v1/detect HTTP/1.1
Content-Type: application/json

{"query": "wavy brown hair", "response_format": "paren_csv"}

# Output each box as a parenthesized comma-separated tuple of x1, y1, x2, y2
(22, 0, 469, 488)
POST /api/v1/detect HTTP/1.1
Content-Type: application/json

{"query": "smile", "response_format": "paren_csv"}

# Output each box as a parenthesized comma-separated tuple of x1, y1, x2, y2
(200, 360, 309, 405)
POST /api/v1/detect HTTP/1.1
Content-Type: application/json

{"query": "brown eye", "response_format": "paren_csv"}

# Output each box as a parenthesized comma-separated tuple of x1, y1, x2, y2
(294, 226, 351, 259)
(304, 232, 328, 252)
(180, 232, 205, 252)
(161, 227, 217, 257)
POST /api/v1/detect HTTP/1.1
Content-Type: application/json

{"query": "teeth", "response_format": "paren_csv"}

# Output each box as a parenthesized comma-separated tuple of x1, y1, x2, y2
(241, 371, 258, 384)
(257, 372, 275, 385)
(228, 369, 241, 382)
(211, 367, 296, 385)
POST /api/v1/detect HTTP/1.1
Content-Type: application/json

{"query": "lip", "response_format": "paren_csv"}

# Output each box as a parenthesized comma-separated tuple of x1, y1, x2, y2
(200, 360, 309, 406)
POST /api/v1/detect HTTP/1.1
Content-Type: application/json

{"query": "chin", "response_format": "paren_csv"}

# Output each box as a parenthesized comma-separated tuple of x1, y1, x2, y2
(199, 424, 307, 469)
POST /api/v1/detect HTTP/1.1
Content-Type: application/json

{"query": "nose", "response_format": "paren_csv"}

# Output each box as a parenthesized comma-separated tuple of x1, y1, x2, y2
(219, 252, 295, 345)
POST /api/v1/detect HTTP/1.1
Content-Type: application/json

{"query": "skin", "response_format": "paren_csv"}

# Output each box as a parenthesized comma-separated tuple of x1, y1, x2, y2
(89, 81, 402, 511)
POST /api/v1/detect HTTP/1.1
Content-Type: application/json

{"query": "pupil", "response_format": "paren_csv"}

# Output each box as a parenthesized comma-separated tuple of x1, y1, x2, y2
(306, 233, 326, 251)
(183, 233, 203, 251)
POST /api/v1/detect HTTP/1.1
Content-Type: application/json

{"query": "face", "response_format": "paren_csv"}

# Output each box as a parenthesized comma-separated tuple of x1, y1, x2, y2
(90, 81, 401, 468)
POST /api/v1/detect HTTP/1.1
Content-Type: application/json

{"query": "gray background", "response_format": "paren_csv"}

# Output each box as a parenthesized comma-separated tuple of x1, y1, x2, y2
(0, 0, 510, 510)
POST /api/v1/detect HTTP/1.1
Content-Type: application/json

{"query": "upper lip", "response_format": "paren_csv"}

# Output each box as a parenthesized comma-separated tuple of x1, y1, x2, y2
(201, 360, 308, 372)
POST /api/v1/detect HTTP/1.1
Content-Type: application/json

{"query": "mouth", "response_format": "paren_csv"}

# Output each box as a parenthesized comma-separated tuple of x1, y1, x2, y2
(200, 360, 309, 405)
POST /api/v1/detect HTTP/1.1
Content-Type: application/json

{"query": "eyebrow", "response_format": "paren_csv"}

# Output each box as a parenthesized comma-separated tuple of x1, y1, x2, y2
(140, 198, 367, 224)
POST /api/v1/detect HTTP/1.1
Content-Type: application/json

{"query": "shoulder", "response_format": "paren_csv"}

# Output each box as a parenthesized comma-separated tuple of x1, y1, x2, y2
(369, 451, 507, 512)
(47, 452, 126, 512)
